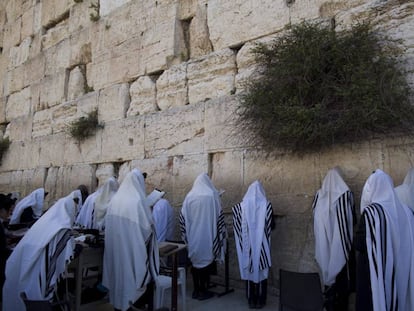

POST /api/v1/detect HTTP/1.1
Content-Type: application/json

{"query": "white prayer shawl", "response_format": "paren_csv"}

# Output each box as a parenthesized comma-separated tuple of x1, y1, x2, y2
(360, 169, 414, 311)
(312, 168, 354, 286)
(2, 190, 81, 311)
(102, 169, 159, 311)
(232, 180, 273, 283)
(9, 188, 45, 224)
(153, 198, 175, 242)
(179, 173, 226, 268)
(75, 190, 101, 229)
(395, 168, 414, 211)
(94, 177, 119, 231)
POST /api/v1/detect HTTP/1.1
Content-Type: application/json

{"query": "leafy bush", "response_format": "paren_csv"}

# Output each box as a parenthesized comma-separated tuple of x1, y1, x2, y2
(68, 110, 103, 142)
(238, 22, 414, 153)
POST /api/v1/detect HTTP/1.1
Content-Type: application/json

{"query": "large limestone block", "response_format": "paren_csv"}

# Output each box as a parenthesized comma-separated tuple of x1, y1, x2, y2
(98, 83, 130, 122)
(101, 117, 145, 162)
(5, 116, 32, 142)
(3, 18, 21, 51)
(188, 3, 213, 58)
(242, 149, 318, 215)
(24, 54, 46, 86)
(20, 168, 47, 199)
(4, 65, 26, 95)
(9, 36, 31, 68)
(0, 97, 5, 124)
(69, 0, 96, 33)
(288, 0, 326, 24)
(5, 0, 22, 23)
(207, 0, 289, 50)
(51, 101, 77, 134)
(37, 133, 67, 167)
(100, 0, 130, 16)
(1, 139, 37, 171)
(44, 40, 71, 76)
(63, 128, 102, 164)
(69, 29, 92, 68)
(41, 0, 73, 29)
(171, 153, 208, 207)
(0, 171, 14, 193)
(32, 109, 53, 138)
(187, 49, 236, 104)
(6, 87, 31, 120)
(41, 19, 70, 51)
(67, 66, 86, 101)
(204, 96, 246, 151)
(39, 71, 68, 109)
(21, 6, 35, 40)
(128, 76, 157, 116)
(209, 150, 244, 212)
(144, 104, 205, 158)
(156, 64, 188, 111)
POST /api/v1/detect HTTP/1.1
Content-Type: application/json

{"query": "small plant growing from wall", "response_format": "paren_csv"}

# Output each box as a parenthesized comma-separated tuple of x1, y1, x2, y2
(90, 2, 100, 22)
(238, 22, 414, 153)
(68, 110, 103, 142)
(0, 137, 10, 165)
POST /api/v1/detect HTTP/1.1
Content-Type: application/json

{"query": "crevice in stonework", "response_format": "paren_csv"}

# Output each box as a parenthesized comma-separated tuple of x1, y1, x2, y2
(43, 10, 70, 33)
(180, 17, 192, 61)
(150, 72, 162, 111)
(203, 3, 214, 52)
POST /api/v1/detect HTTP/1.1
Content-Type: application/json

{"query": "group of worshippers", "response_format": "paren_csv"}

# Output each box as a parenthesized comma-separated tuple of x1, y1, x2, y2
(312, 167, 414, 311)
(0, 167, 277, 311)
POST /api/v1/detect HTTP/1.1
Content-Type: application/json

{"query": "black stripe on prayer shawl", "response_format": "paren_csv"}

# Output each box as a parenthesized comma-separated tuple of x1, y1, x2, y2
(258, 202, 273, 271)
(232, 204, 243, 252)
(213, 210, 226, 259)
(365, 207, 379, 276)
(311, 192, 319, 210)
(179, 212, 187, 243)
(45, 229, 72, 297)
(336, 191, 354, 261)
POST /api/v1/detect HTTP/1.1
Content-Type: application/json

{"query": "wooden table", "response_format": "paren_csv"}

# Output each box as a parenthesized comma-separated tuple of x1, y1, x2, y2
(158, 241, 187, 311)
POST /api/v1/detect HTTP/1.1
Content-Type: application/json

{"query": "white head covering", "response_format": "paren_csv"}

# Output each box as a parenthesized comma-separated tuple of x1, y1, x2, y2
(313, 168, 354, 286)
(233, 180, 273, 283)
(395, 168, 414, 211)
(3, 190, 81, 311)
(9, 188, 45, 224)
(180, 173, 226, 268)
(360, 169, 414, 311)
(102, 169, 159, 311)
(153, 198, 175, 242)
(94, 176, 119, 231)
(75, 191, 100, 229)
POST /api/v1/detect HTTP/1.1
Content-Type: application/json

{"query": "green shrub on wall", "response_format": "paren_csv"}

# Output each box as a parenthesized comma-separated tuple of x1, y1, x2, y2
(238, 22, 414, 153)
(68, 110, 103, 142)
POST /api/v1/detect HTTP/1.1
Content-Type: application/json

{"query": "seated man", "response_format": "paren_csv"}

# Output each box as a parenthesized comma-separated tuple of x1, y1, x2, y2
(179, 173, 227, 300)
(9, 188, 48, 226)
(3, 190, 82, 311)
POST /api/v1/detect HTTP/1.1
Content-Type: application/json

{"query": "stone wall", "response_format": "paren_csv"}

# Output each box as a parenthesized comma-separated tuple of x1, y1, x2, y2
(0, 0, 414, 292)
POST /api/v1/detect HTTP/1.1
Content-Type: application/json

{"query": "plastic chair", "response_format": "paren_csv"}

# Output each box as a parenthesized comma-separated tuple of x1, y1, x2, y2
(154, 266, 186, 311)
(20, 292, 71, 311)
(279, 269, 324, 311)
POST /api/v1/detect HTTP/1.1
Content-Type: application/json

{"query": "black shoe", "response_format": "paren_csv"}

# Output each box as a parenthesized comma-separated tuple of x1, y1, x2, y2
(192, 290, 199, 299)
(197, 290, 215, 301)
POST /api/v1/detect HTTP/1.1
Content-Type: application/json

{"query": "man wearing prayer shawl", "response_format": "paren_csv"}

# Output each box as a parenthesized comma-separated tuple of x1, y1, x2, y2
(9, 188, 47, 225)
(75, 177, 119, 230)
(179, 173, 226, 301)
(102, 169, 159, 311)
(232, 180, 274, 309)
(355, 169, 414, 311)
(312, 168, 355, 311)
(153, 198, 175, 242)
(2, 190, 82, 311)
(394, 167, 414, 211)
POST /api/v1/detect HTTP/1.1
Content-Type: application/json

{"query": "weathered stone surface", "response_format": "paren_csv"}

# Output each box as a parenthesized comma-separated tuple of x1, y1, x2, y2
(24, 54, 46, 86)
(21, 5, 35, 40)
(98, 83, 130, 122)
(63, 126, 102, 164)
(100, 0, 130, 16)
(69, 0, 95, 33)
(51, 101, 77, 134)
(144, 104, 205, 158)
(4, 115, 32, 141)
(37, 133, 66, 168)
(4, 65, 26, 95)
(128, 76, 157, 116)
(6, 87, 31, 120)
(41, 19, 70, 50)
(44, 39, 71, 76)
(156, 64, 188, 111)
(207, 0, 289, 50)
(67, 66, 86, 101)
(39, 71, 68, 109)
(3, 19, 21, 51)
(0, 171, 15, 194)
(40, 0, 72, 29)
(101, 117, 145, 162)
(188, 3, 213, 58)
(204, 96, 245, 151)
(69, 29, 92, 68)
(32, 109, 52, 138)
(0, 139, 36, 171)
(187, 49, 236, 104)
(20, 167, 48, 203)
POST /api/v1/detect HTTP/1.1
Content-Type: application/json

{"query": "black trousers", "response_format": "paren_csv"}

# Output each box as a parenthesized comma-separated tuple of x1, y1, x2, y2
(246, 279, 267, 307)
(191, 262, 216, 293)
